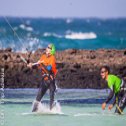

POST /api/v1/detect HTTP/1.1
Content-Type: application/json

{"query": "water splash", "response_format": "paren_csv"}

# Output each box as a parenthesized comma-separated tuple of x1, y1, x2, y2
(32, 100, 63, 114)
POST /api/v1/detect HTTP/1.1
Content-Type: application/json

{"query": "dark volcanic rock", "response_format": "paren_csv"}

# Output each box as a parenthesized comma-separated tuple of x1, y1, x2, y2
(0, 49, 126, 89)
(5, 47, 12, 52)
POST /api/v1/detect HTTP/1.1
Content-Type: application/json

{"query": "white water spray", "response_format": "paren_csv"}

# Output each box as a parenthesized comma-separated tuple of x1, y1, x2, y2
(32, 100, 63, 114)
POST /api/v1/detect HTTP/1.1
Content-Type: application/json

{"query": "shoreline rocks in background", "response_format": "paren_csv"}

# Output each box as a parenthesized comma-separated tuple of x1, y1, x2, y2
(0, 48, 126, 89)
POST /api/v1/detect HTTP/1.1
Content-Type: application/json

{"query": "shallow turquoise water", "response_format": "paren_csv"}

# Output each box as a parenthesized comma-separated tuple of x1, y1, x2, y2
(1, 89, 126, 126)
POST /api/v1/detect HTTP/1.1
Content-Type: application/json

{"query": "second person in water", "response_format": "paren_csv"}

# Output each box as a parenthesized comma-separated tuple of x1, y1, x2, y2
(100, 66, 126, 114)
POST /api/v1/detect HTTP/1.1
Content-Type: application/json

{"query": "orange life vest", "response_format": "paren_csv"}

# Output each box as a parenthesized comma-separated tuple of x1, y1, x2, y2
(38, 54, 57, 76)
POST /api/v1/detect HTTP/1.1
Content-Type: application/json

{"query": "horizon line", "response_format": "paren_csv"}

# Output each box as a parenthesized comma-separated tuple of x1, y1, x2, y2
(0, 15, 126, 19)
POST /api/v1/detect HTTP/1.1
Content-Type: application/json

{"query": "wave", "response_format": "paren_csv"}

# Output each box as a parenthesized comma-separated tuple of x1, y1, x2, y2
(43, 32, 62, 38)
(65, 32, 97, 40)
(13, 37, 42, 52)
(19, 37, 42, 52)
(43, 32, 97, 40)
(19, 24, 33, 32)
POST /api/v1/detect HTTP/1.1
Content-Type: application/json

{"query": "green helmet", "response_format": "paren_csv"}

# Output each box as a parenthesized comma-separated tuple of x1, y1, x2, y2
(50, 44, 56, 55)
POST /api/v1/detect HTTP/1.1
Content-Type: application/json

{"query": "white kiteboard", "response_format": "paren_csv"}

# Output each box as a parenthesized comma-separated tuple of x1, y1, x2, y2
(21, 111, 67, 116)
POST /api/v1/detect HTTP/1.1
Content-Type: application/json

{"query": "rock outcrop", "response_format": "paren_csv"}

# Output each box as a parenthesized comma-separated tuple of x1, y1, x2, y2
(0, 48, 126, 88)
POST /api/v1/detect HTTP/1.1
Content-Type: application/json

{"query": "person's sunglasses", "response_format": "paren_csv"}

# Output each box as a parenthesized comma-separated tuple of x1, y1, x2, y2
(101, 70, 106, 74)
(47, 46, 52, 50)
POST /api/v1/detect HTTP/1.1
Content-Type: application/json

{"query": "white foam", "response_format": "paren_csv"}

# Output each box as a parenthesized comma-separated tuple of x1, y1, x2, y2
(43, 32, 62, 38)
(25, 27, 33, 32)
(21, 37, 40, 52)
(74, 113, 97, 117)
(19, 24, 33, 32)
(74, 112, 117, 117)
(65, 32, 97, 40)
(13, 37, 42, 52)
(19, 24, 26, 29)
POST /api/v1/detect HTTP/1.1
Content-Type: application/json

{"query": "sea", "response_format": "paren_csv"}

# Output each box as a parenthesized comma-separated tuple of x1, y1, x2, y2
(0, 17, 126, 52)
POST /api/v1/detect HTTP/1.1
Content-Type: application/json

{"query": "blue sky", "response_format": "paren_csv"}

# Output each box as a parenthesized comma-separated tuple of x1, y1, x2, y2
(0, 0, 126, 18)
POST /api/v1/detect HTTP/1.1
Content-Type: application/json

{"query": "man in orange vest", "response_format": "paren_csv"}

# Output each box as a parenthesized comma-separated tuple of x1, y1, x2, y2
(28, 44, 57, 111)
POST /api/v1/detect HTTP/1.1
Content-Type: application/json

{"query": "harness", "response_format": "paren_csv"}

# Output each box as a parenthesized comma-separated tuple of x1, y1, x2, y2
(39, 63, 54, 87)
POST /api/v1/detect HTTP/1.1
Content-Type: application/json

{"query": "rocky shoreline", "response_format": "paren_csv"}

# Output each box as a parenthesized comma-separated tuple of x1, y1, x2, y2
(0, 48, 126, 89)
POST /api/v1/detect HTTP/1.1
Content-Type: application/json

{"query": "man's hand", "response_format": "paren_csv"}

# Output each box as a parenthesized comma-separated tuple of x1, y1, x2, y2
(108, 104, 113, 111)
(102, 102, 106, 110)
(37, 60, 44, 65)
(27, 63, 33, 68)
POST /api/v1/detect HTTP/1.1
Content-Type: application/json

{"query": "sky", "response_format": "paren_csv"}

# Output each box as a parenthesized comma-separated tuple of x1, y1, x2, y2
(0, 0, 126, 18)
